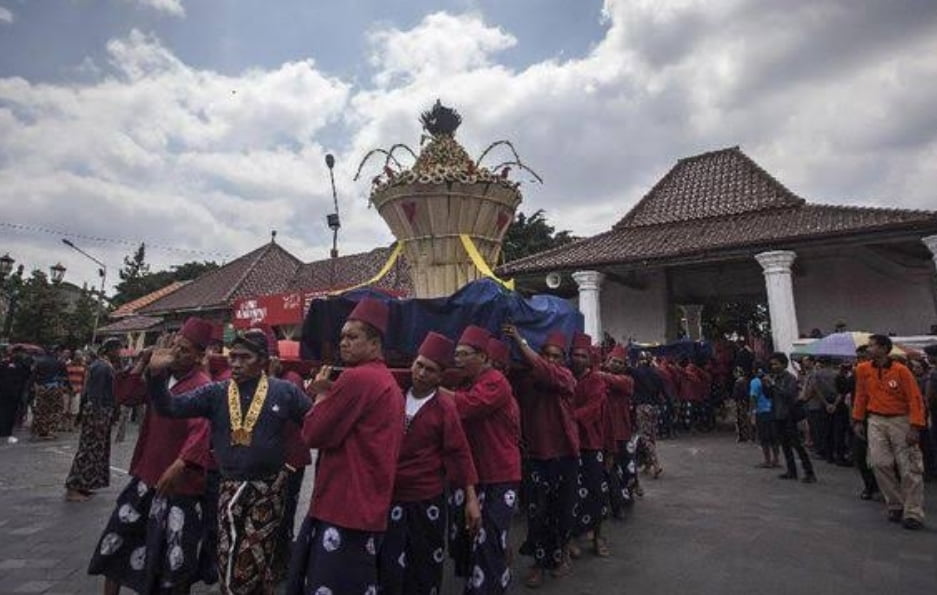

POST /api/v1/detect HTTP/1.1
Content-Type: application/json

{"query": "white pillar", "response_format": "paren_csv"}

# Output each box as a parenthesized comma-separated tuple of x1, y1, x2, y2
(755, 250, 799, 357)
(677, 304, 703, 340)
(572, 270, 605, 341)
(923, 235, 937, 270)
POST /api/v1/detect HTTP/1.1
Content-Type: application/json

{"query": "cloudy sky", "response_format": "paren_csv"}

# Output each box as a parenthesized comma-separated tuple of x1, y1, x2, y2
(1, 0, 935, 291)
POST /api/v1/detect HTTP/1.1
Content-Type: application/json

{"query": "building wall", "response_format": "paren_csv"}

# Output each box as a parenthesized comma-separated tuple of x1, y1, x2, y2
(793, 249, 937, 336)
(598, 270, 669, 344)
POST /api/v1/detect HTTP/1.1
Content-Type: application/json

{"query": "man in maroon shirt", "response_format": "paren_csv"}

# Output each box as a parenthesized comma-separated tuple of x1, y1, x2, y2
(569, 332, 615, 558)
(487, 337, 512, 374)
(288, 298, 405, 595)
(89, 317, 214, 594)
(379, 331, 481, 595)
(603, 344, 637, 517)
(503, 325, 579, 588)
(450, 325, 521, 595)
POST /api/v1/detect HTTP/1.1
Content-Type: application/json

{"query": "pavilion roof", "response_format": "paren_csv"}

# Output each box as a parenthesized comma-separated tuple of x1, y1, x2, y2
(110, 280, 188, 318)
(499, 147, 937, 275)
(140, 241, 303, 315)
(287, 246, 412, 295)
(98, 315, 164, 334)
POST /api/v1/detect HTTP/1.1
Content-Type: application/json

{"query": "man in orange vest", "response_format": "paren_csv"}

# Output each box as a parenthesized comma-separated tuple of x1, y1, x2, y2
(852, 334, 926, 530)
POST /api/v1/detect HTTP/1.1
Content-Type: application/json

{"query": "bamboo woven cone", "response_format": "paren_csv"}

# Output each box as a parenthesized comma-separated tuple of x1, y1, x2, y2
(362, 103, 527, 298)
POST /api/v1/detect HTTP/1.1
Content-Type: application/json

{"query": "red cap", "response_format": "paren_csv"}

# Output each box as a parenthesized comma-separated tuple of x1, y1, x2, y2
(608, 344, 627, 360)
(348, 298, 389, 336)
(418, 332, 454, 368)
(458, 325, 491, 353)
(487, 338, 511, 367)
(571, 332, 592, 351)
(250, 323, 279, 357)
(543, 331, 567, 351)
(180, 317, 213, 350)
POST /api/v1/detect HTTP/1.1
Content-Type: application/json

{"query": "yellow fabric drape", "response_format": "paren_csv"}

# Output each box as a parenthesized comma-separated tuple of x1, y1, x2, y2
(328, 242, 404, 295)
(459, 234, 515, 291)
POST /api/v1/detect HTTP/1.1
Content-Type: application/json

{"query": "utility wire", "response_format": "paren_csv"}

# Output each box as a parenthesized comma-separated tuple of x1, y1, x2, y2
(0, 221, 233, 259)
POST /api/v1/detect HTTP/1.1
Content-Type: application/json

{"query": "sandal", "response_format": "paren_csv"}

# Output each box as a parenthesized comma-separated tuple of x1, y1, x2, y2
(524, 567, 544, 589)
(652, 466, 663, 479)
(593, 537, 611, 558)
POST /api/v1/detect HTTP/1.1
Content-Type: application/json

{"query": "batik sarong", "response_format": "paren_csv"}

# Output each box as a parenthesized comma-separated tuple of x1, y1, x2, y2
(379, 494, 446, 595)
(606, 438, 638, 517)
(635, 404, 660, 472)
(31, 382, 63, 439)
(520, 457, 577, 570)
(285, 518, 382, 595)
(574, 450, 608, 536)
(88, 477, 206, 592)
(217, 470, 288, 595)
(65, 404, 112, 492)
(449, 483, 518, 594)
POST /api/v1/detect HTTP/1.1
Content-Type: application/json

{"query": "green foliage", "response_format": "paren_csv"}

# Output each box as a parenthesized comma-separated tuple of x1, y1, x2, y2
(700, 300, 771, 340)
(112, 243, 218, 307)
(10, 270, 67, 346)
(500, 209, 574, 264)
(63, 287, 98, 348)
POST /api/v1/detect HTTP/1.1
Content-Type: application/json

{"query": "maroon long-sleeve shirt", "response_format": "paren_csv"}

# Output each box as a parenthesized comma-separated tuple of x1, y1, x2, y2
(603, 372, 634, 442)
(515, 356, 579, 459)
(573, 370, 616, 452)
(302, 359, 404, 532)
(394, 390, 478, 501)
(116, 368, 213, 496)
(452, 367, 522, 484)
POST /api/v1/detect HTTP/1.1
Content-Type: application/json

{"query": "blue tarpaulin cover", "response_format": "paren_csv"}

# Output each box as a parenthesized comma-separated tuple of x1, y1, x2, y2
(300, 279, 584, 363)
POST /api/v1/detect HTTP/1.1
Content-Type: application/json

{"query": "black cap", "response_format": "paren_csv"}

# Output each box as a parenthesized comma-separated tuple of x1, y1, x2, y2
(231, 329, 269, 358)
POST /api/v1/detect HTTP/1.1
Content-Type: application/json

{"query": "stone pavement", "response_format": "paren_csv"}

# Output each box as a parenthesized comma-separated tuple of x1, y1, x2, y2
(0, 425, 934, 594)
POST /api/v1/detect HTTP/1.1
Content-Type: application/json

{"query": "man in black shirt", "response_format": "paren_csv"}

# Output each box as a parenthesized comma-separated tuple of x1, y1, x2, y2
(631, 352, 664, 478)
(764, 352, 816, 483)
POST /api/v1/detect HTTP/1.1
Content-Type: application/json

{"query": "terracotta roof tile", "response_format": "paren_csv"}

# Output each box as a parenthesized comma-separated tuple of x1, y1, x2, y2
(288, 246, 413, 295)
(110, 281, 188, 318)
(140, 242, 302, 314)
(615, 147, 804, 228)
(98, 315, 164, 334)
(499, 148, 937, 276)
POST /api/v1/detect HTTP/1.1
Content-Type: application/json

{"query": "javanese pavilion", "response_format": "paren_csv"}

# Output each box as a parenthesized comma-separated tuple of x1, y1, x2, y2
(497, 147, 937, 356)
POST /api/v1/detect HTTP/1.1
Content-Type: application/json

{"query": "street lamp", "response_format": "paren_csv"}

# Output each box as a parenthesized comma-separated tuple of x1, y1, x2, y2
(61, 239, 107, 344)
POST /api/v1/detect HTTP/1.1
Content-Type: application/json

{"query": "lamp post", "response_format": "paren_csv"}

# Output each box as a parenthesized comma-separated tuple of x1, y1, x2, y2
(61, 239, 106, 344)
(0, 254, 67, 342)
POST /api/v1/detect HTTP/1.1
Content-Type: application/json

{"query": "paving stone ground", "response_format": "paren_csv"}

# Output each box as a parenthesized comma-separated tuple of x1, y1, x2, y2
(0, 424, 934, 594)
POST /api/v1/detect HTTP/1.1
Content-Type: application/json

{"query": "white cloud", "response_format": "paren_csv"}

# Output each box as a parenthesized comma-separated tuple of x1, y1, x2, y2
(0, 6, 13, 24)
(127, 0, 185, 17)
(2, 2, 937, 291)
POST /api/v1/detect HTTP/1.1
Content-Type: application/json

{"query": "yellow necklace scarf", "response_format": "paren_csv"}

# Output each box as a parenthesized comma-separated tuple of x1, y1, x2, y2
(227, 373, 269, 447)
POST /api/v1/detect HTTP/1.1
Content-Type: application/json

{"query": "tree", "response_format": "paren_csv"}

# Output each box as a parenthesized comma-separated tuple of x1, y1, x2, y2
(111, 242, 219, 307)
(11, 270, 67, 346)
(63, 286, 98, 348)
(500, 209, 574, 264)
(112, 243, 151, 307)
